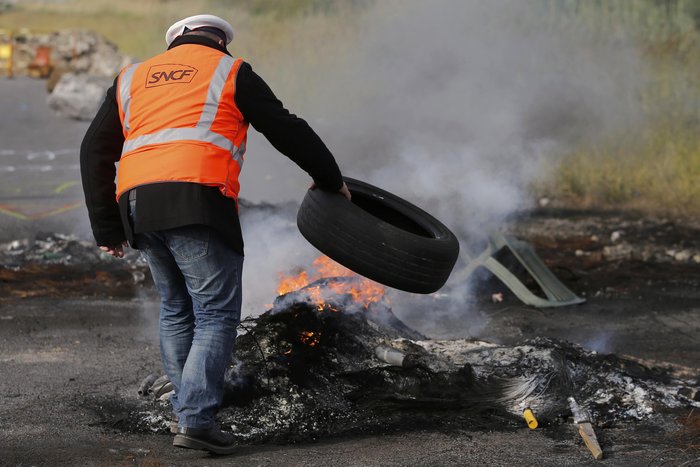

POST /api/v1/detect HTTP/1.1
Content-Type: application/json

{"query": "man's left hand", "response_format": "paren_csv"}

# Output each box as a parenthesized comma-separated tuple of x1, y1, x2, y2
(99, 242, 128, 258)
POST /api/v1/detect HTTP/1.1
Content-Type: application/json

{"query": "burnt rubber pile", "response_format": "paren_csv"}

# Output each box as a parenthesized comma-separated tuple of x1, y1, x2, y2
(125, 277, 699, 444)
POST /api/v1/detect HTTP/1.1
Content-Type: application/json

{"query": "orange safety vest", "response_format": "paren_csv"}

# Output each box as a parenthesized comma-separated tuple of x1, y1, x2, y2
(115, 44, 248, 201)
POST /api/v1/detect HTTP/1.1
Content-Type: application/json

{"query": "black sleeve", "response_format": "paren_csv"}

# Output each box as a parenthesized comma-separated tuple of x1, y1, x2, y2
(234, 62, 344, 191)
(80, 78, 127, 246)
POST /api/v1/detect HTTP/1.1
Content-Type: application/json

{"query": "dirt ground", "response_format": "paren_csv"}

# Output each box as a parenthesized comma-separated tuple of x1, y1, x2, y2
(1, 77, 699, 466)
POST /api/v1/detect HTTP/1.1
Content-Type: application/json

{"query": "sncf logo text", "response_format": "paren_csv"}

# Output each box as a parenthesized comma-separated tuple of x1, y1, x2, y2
(146, 64, 198, 87)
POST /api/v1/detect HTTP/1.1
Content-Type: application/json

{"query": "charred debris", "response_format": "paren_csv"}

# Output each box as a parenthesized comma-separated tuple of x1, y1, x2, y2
(132, 276, 699, 444)
(2, 208, 699, 445)
(0, 232, 148, 300)
(0, 200, 291, 300)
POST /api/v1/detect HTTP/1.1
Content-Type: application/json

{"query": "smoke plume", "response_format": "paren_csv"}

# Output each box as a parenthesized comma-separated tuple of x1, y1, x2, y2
(239, 0, 646, 333)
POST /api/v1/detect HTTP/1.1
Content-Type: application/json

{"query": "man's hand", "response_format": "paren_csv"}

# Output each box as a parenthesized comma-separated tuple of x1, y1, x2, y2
(310, 182, 352, 201)
(338, 182, 352, 201)
(99, 242, 128, 258)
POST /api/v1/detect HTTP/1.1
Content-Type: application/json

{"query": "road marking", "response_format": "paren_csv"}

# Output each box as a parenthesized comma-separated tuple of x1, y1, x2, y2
(0, 148, 78, 159)
(27, 150, 56, 161)
(54, 181, 80, 194)
(0, 148, 80, 173)
(0, 149, 84, 220)
(0, 201, 83, 220)
(0, 164, 80, 172)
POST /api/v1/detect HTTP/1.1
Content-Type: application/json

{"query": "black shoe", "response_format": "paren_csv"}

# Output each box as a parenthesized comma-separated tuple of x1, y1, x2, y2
(173, 425, 237, 455)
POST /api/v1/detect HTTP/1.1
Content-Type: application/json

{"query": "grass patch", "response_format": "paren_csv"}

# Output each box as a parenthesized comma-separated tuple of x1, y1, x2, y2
(0, 0, 352, 58)
(543, 122, 700, 216)
(534, 0, 700, 217)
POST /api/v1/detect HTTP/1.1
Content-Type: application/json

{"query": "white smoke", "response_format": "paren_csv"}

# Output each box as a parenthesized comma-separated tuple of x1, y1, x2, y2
(239, 204, 316, 316)
(238, 0, 647, 333)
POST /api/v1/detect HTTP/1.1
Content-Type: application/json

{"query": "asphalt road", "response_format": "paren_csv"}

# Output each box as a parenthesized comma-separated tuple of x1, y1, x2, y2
(0, 77, 89, 242)
(1, 293, 696, 466)
(1, 77, 698, 466)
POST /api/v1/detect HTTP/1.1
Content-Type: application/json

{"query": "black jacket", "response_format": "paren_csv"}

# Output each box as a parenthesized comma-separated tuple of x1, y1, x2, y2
(80, 34, 343, 254)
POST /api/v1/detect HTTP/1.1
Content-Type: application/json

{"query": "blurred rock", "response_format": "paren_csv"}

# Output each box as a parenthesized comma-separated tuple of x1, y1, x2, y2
(132, 270, 146, 284)
(8, 28, 132, 119)
(52, 29, 130, 77)
(673, 250, 692, 262)
(47, 72, 112, 120)
(602, 243, 634, 261)
(13, 28, 131, 78)
(1, 239, 28, 255)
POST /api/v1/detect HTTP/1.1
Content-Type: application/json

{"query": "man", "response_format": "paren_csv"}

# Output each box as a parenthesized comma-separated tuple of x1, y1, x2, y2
(80, 14, 350, 455)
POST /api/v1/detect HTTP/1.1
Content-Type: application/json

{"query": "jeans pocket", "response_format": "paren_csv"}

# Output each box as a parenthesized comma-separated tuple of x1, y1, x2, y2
(166, 226, 210, 262)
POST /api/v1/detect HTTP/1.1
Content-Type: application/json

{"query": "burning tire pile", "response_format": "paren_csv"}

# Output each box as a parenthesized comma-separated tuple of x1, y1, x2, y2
(130, 273, 699, 446)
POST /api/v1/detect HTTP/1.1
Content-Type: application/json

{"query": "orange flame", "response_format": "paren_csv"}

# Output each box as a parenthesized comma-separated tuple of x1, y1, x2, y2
(277, 270, 309, 296)
(299, 330, 321, 347)
(276, 255, 387, 309)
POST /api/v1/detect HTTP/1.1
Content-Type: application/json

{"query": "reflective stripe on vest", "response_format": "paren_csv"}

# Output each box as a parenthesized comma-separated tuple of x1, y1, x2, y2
(118, 55, 244, 167)
(119, 63, 138, 133)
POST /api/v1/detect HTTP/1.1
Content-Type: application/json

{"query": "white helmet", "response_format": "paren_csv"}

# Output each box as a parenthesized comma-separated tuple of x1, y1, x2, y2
(165, 14, 234, 46)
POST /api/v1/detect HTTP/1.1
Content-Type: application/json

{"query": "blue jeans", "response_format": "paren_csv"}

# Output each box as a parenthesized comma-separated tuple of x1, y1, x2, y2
(135, 224, 243, 430)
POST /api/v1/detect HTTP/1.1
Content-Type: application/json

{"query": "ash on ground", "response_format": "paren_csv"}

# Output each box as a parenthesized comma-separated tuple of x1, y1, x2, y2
(130, 279, 699, 444)
(0, 200, 290, 269)
(0, 232, 140, 267)
(0, 232, 148, 300)
(0, 200, 293, 300)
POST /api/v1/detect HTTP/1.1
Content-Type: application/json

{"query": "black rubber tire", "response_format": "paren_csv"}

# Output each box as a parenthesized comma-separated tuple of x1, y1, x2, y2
(297, 177, 460, 294)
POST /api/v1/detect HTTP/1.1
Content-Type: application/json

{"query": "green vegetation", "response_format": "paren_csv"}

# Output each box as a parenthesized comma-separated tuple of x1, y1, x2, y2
(0, 0, 352, 58)
(221, 0, 355, 17)
(1, 0, 698, 216)
(535, 0, 700, 216)
(546, 123, 700, 215)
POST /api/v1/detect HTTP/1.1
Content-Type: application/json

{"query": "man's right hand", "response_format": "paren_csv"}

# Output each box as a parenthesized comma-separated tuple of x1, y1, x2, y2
(310, 182, 352, 201)
(338, 182, 352, 201)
